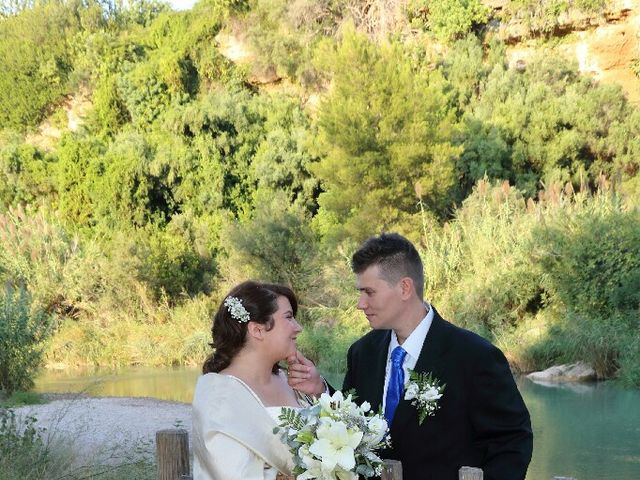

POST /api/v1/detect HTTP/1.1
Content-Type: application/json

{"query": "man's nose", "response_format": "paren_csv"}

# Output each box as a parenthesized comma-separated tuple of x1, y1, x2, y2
(357, 295, 367, 310)
(293, 319, 302, 332)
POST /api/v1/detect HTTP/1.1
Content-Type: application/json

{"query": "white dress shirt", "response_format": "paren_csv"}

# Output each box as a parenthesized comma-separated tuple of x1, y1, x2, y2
(381, 303, 434, 413)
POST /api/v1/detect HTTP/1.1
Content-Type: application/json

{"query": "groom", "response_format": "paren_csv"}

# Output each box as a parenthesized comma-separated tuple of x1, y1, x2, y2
(290, 233, 533, 480)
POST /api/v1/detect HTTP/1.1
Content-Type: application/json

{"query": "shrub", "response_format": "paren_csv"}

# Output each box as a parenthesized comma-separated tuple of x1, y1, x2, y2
(503, 0, 609, 37)
(0, 206, 80, 315)
(0, 287, 53, 395)
(312, 28, 461, 242)
(0, 407, 155, 480)
(527, 190, 640, 378)
(0, 2, 82, 130)
(0, 135, 55, 210)
(220, 191, 319, 296)
(0, 409, 60, 478)
(407, 0, 490, 43)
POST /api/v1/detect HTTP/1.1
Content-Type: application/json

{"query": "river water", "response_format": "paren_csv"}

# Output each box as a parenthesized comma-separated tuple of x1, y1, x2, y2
(34, 367, 640, 479)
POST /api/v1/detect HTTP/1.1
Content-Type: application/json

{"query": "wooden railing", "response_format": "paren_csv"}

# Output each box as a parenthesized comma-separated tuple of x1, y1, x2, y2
(156, 429, 576, 480)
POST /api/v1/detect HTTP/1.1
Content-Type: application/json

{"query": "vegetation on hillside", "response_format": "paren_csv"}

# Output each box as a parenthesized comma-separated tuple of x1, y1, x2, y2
(0, 0, 638, 392)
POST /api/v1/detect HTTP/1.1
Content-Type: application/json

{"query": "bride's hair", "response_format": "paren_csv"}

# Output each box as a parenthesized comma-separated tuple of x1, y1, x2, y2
(202, 280, 298, 374)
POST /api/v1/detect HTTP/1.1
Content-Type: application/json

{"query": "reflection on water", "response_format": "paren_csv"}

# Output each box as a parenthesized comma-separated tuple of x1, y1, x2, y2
(35, 368, 640, 479)
(35, 366, 201, 403)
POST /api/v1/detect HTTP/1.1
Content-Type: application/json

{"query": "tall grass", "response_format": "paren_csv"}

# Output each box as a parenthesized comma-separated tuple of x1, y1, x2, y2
(299, 179, 640, 386)
(46, 293, 214, 367)
(1, 180, 638, 387)
(0, 407, 156, 480)
(419, 179, 640, 383)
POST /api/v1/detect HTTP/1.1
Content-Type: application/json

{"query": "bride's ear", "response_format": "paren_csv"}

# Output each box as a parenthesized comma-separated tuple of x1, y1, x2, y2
(246, 321, 265, 341)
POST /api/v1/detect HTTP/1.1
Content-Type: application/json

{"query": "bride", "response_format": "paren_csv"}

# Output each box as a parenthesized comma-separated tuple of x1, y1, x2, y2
(192, 281, 322, 480)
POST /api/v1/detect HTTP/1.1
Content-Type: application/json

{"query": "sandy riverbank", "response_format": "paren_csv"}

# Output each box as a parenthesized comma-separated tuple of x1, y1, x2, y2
(12, 395, 192, 462)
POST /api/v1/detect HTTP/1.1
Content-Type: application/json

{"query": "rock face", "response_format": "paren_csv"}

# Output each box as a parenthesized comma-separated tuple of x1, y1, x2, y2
(503, 0, 640, 105)
(527, 362, 597, 382)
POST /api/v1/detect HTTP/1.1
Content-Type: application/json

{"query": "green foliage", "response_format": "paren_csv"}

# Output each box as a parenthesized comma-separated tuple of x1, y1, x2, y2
(528, 190, 640, 378)
(313, 28, 461, 243)
(298, 305, 371, 380)
(0, 133, 55, 209)
(0, 287, 53, 395)
(0, 407, 156, 480)
(251, 94, 319, 212)
(0, 409, 60, 479)
(92, 131, 175, 226)
(89, 74, 132, 137)
(504, 0, 609, 36)
(534, 196, 640, 317)
(0, 0, 639, 386)
(419, 179, 639, 382)
(407, 0, 490, 43)
(53, 134, 107, 227)
(424, 179, 541, 336)
(112, 221, 214, 300)
(0, 206, 80, 315)
(452, 52, 639, 198)
(242, 0, 343, 84)
(220, 191, 318, 294)
(0, 1, 84, 130)
(46, 293, 213, 367)
(161, 87, 316, 217)
(0, 390, 44, 407)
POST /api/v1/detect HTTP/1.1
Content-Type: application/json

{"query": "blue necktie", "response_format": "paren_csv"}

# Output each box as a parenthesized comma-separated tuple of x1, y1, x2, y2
(385, 346, 408, 424)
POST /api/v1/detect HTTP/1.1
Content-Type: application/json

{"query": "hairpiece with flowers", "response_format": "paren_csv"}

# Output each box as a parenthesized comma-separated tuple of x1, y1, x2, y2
(224, 296, 250, 323)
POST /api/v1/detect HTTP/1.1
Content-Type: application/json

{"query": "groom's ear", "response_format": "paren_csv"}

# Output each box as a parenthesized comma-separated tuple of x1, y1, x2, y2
(399, 277, 415, 300)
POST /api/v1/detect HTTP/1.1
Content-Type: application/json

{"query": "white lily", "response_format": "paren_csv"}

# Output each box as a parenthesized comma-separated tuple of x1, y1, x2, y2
(309, 419, 363, 473)
(318, 391, 343, 414)
(297, 450, 323, 480)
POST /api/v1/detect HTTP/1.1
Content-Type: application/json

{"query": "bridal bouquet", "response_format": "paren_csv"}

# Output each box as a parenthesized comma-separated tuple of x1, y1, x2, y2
(274, 391, 390, 480)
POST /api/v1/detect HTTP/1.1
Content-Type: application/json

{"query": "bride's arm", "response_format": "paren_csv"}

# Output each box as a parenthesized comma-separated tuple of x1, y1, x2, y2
(197, 431, 273, 480)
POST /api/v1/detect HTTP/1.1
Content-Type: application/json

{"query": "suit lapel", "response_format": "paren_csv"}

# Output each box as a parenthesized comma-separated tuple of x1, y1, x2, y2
(391, 309, 449, 430)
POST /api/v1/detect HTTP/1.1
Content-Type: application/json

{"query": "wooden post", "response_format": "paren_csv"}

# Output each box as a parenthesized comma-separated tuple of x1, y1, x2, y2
(459, 466, 483, 479)
(381, 459, 403, 480)
(156, 429, 190, 480)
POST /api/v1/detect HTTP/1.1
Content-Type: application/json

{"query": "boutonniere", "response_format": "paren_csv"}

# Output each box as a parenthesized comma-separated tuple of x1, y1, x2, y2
(404, 369, 445, 425)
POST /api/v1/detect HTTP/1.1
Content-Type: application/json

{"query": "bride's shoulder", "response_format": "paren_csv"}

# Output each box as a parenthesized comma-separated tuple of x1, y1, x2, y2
(195, 371, 238, 392)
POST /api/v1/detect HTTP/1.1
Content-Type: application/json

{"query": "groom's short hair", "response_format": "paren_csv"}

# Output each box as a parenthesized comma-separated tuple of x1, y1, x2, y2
(351, 233, 425, 299)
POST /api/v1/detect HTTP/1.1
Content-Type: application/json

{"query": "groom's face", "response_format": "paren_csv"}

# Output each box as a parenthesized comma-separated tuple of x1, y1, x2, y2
(356, 264, 403, 330)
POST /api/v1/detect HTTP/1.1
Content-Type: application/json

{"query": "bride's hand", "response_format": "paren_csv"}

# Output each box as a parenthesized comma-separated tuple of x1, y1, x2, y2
(286, 350, 326, 397)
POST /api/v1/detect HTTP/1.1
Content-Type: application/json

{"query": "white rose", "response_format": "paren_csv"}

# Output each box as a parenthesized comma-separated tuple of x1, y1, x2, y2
(404, 382, 419, 400)
(420, 386, 442, 402)
(363, 415, 388, 446)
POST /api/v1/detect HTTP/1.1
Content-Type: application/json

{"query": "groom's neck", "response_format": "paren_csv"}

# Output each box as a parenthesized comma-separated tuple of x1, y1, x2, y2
(395, 300, 428, 345)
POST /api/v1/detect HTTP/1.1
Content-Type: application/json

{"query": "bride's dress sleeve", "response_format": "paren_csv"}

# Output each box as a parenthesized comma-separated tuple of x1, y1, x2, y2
(197, 431, 276, 480)
(192, 374, 283, 480)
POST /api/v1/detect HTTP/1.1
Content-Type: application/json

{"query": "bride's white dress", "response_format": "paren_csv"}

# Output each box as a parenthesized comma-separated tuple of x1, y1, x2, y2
(192, 372, 298, 480)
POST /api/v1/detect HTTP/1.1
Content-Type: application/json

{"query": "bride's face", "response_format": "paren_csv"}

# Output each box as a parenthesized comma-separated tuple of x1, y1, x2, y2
(265, 296, 302, 359)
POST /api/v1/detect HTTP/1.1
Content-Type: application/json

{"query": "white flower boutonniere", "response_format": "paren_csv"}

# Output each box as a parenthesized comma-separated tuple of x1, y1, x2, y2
(404, 369, 445, 425)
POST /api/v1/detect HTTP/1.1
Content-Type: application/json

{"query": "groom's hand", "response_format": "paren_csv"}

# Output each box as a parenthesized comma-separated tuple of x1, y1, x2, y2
(287, 350, 326, 397)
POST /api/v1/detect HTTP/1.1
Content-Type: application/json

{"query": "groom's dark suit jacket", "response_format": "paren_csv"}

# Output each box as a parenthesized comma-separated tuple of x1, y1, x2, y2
(342, 308, 533, 480)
